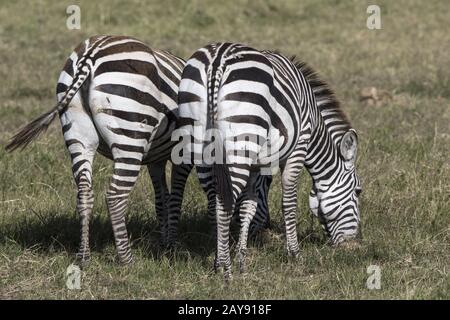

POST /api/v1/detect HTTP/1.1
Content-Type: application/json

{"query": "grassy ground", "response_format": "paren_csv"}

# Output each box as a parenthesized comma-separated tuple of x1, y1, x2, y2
(0, 0, 449, 299)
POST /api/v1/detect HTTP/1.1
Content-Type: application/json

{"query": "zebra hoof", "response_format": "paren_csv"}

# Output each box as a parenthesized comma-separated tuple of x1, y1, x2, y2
(165, 239, 180, 250)
(224, 269, 233, 283)
(164, 244, 180, 257)
(213, 257, 219, 274)
(287, 249, 300, 261)
(118, 255, 134, 266)
(236, 250, 247, 274)
(158, 237, 168, 248)
(75, 252, 90, 268)
(238, 261, 246, 274)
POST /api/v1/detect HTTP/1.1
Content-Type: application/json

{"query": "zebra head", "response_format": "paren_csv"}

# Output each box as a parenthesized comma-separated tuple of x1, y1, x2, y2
(309, 129, 362, 246)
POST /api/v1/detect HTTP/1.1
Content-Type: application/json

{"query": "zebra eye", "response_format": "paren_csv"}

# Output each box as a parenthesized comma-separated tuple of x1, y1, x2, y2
(355, 188, 362, 197)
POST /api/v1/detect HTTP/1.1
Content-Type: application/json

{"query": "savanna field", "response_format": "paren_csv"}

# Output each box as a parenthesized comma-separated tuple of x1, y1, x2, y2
(0, 0, 449, 299)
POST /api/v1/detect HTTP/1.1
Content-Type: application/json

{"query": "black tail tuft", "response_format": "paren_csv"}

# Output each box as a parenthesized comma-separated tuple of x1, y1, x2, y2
(5, 106, 59, 152)
(214, 164, 234, 212)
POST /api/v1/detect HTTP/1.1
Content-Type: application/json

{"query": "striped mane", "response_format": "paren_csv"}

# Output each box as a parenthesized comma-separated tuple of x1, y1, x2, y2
(291, 57, 352, 145)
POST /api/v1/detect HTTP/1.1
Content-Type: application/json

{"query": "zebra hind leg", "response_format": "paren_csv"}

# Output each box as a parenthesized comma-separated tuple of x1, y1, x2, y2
(216, 196, 233, 281)
(236, 199, 257, 274)
(106, 158, 143, 265)
(197, 166, 219, 271)
(236, 173, 258, 274)
(60, 113, 98, 266)
(166, 163, 192, 248)
(148, 162, 169, 247)
(73, 154, 96, 266)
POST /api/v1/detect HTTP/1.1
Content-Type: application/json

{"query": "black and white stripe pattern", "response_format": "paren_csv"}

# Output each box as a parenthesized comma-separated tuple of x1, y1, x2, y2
(6, 35, 191, 264)
(195, 166, 272, 242)
(177, 43, 362, 279)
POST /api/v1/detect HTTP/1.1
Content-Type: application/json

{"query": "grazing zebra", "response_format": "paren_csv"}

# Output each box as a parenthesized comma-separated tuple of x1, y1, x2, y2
(177, 42, 362, 279)
(5, 35, 192, 265)
(6, 36, 271, 265)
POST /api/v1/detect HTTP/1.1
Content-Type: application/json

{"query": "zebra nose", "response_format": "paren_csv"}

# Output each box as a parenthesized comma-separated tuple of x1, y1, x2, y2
(333, 227, 362, 248)
(336, 236, 361, 249)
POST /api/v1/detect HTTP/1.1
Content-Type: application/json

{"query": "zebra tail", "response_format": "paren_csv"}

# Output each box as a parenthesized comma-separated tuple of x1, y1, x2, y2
(5, 63, 91, 152)
(5, 105, 61, 152)
(209, 63, 234, 212)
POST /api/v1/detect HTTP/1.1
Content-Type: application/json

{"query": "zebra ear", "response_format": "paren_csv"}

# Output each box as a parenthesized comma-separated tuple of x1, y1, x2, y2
(340, 129, 358, 167)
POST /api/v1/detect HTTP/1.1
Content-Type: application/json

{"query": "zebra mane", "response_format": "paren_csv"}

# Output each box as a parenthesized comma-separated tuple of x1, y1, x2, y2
(290, 56, 352, 144)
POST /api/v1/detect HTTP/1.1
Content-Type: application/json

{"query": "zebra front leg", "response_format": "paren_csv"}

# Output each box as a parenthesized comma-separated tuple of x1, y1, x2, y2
(197, 165, 218, 270)
(249, 174, 272, 237)
(207, 192, 219, 273)
(166, 163, 192, 247)
(148, 162, 169, 246)
(205, 189, 219, 272)
(203, 189, 219, 272)
(106, 159, 142, 265)
(281, 159, 304, 259)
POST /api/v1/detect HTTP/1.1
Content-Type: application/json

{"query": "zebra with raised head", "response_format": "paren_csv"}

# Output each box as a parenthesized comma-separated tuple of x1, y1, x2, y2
(177, 42, 362, 279)
(6, 35, 192, 265)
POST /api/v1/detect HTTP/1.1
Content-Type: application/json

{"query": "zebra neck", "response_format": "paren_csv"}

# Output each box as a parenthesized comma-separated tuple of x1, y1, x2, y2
(304, 121, 342, 186)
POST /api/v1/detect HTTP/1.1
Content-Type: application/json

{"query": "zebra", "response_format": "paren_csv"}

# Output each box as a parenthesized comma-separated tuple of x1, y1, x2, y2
(5, 36, 271, 265)
(176, 42, 362, 279)
(5, 35, 192, 265)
